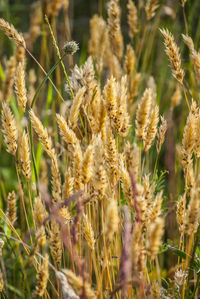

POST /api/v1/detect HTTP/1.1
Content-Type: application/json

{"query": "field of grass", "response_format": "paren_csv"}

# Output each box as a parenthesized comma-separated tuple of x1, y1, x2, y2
(0, 0, 200, 298)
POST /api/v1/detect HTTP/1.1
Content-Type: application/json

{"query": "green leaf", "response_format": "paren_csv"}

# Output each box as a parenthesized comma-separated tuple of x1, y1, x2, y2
(153, 170, 168, 194)
(7, 284, 24, 297)
(0, 62, 5, 80)
(166, 244, 200, 271)
(30, 53, 66, 108)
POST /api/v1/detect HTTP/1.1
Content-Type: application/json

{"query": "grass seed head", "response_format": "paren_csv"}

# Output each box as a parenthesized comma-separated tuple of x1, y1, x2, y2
(20, 130, 31, 180)
(83, 214, 95, 250)
(144, 104, 159, 152)
(135, 88, 152, 140)
(63, 40, 79, 55)
(1, 102, 18, 155)
(156, 116, 167, 153)
(62, 269, 96, 299)
(145, 0, 159, 20)
(6, 191, 17, 225)
(127, 0, 138, 39)
(29, 109, 55, 159)
(15, 61, 27, 112)
(49, 221, 62, 269)
(34, 195, 48, 227)
(34, 254, 49, 297)
(105, 198, 119, 243)
(146, 217, 164, 260)
(0, 18, 25, 47)
(107, 0, 124, 58)
(2, 55, 16, 103)
(160, 28, 184, 84)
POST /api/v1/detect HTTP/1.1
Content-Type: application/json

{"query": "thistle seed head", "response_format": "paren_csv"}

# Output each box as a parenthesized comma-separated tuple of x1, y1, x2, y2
(63, 41, 79, 55)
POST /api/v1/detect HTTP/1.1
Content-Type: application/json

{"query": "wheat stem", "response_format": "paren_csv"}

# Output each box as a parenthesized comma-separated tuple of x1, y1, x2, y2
(25, 47, 65, 103)
(182, 84, 190, 110)
(15, 158, 33, 244)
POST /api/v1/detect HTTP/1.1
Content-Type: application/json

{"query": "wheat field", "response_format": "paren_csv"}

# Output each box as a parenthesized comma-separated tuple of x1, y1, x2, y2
(0, 0, 200, 298)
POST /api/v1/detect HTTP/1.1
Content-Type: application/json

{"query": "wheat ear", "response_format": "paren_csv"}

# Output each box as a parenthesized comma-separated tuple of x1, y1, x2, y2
(6, 191, 17, 225)
(34, 254, 49, 297)
(62, 269, 96, 299)
(135, 88, 152, 140)
(127, 0, 138, 39)
(1, 102, 18, 155)
(145, 0, 159, 20)
(15, 61, 27, 112)
(107, 0, 124, 58)
(2, 56, 16, 103)
(0, 18, 26, 47)
(29, 109, 55, 159)
(160, 28, 184, 84)
(20, 130, 31, 180)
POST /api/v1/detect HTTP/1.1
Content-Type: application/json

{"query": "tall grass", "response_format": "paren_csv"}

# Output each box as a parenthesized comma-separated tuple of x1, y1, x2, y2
(0, 0, 200, 298)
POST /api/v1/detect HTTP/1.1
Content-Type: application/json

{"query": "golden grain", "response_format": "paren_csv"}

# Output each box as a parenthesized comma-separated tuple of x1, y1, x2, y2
(105, 199, 119, 243)
(83, 214, 95, 250)
(160, 28, 184, 84)
(62, 269, 96, 299)
(6, 191, 17, 225)
(2, 56, 16, 103)
(15, 61, 27, 112)
(30, 109, 55, 159)
(34, 254, 49, 296)
(20, 131, 31, 180)
(1, 102, 18, 155)
(145, 0, 159, 20)
(107, 0, 124, 58)
(127, 0, 138, 39)
(146, 217, 164, 260)
(0, 18, 25, 47)
(135, 88, 152, 140)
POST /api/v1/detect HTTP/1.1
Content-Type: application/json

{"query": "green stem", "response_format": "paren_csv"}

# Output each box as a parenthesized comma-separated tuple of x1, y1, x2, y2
(79, 114, 88, 143)
(136, 18, 148, 70)
(140, 152, 146, 182)
(153, 153, 159, 178)
(45, 15, 74, 99)
(30, 53, 67, 108)
(14, 158, 33, 244)
(25, 47, 65, 103)
(187, 226, 200, 288)
(29, 122, 39, 195)
(182, 84, 190, 110)
(182, 4, 188, 35)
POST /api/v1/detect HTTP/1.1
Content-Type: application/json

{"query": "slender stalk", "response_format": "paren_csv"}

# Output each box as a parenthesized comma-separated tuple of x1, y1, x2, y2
(27, 181, 36, 228)
(182, 233, 194, 299)
(136, 19, 147, 69)
(153, 153, 159, 178)
(187, 226, 200, 286)
(182, 5, 188, 35)
(182, 84, 190, 110)
(155, 256, 161, 285)
(30, 53, 66, 108)
(25, 47, 65, 103)
(0, 210, 30, 255)
(100, 201, 113, 292)
(45, 15, 74, 99)
(52, 17, 62, 90)
(29, 122, 39, 195)
(14, 158, 33, 244)
(141, 152, 146, 181)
